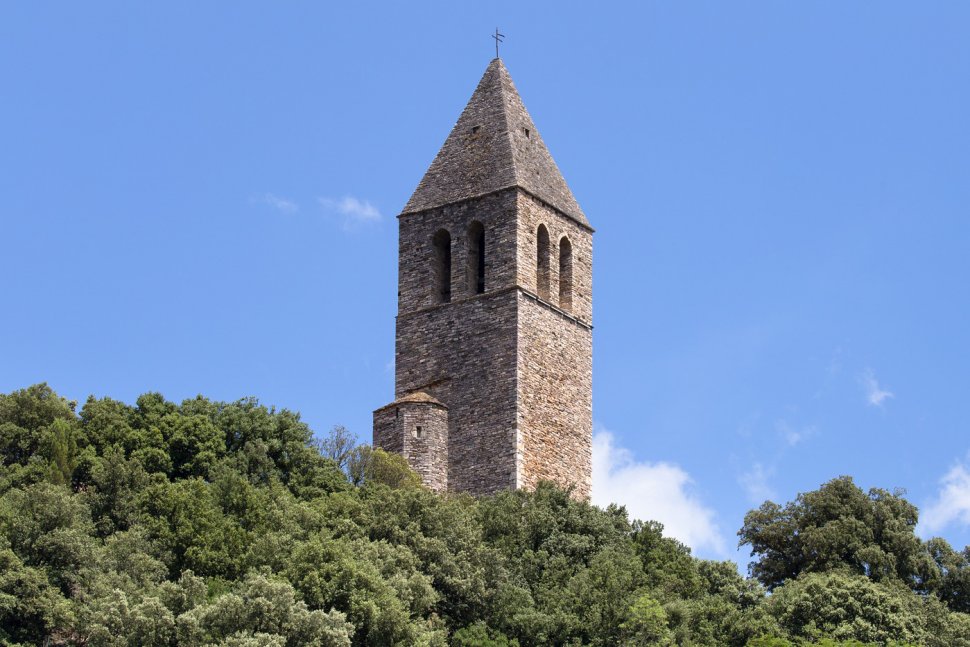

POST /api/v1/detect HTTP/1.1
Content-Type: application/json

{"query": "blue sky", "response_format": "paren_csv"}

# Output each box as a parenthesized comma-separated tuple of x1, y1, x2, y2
(2, 2, 969, 562)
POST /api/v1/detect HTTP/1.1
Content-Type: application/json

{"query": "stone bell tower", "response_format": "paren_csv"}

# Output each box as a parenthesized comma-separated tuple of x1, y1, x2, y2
(374, 58, 593, 498)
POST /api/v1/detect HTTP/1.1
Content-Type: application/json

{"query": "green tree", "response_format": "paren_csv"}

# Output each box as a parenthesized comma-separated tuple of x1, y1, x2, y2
(44, 418, 78, 486)
(176, 572, 353, 646)
(347, 445, 422, 489)
(318, 424, 358, 470)
(620, 593, 671, 645)
(764, 571, 926, 645)
(0, 482, 96, 593)
(80, 395, 137, 454)
(4, 383, 965, 647)
(136, 477, 249, 578)
(476, 482, 642, 646)
(285, 534, 439, 645)
(85, 447, 152, 536)
(925, 537, 970, 612)
(160, 413, 224, 479)
(632, 520, 704, 600)
(0, 547, 72, 645)
(81, 589, 176, 647)
(0, 383, 76, 437)
(452, 622, 519, 646)
(739, 477, 933, 592)
(0, 383, 78, 493)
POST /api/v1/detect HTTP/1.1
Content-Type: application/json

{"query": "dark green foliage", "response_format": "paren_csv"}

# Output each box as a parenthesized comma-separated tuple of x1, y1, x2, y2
(0, 482, 97, 594)
(764, 572, 926, 644)
(739, 477, 933, 591)
(0, 547, 71, 645)
(474, 485, 646, 645)
(925, 537, 970, 613)
(0, 384, 968, 646)
(452, 622, 518, 646)
(43, 419, 78, 487)
(0, 384, 78, 493)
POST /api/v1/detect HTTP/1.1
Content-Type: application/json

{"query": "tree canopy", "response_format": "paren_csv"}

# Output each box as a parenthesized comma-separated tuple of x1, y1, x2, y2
(0, 383, 967, 646)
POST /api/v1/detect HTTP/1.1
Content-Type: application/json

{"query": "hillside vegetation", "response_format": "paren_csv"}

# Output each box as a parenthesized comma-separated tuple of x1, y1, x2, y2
(0, 384, 968, 646)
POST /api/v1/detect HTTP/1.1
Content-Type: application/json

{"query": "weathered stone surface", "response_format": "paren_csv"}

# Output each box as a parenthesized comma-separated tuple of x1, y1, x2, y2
(515, 192, 593, 497)
(374, 58, 593, 499)
(403, 58, 589, 228)
(374, 393, 449, 492)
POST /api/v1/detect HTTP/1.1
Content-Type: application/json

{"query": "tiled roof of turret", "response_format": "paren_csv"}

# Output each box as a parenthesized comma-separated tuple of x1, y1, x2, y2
(395, 391, 447, 407)
(402, 58, 588, 227)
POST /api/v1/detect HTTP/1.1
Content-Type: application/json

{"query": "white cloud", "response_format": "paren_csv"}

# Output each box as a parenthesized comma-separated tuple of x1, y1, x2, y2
(592, 430, 726, 555)
(739, 462, 776, 505)
(776, 419, 816, 447)
(319, 196, 382, 230)
(254, 192, 299, 213)
(861, 368, 894, 407)
(920, 461, 970, 535)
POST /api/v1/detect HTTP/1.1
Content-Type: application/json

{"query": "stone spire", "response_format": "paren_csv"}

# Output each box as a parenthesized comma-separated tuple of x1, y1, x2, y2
(403, 58, 589, 227)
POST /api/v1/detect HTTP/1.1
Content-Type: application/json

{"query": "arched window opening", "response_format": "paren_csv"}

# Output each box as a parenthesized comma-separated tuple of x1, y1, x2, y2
(559, 236, 573, 311)
(536, 224, 550, 300)
(467, 221, 485, 295)
(433, 229, 452, 303)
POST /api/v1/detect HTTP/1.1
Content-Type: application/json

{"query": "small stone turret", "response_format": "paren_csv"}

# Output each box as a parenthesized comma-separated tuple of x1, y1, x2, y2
(373, 392, 449, 492)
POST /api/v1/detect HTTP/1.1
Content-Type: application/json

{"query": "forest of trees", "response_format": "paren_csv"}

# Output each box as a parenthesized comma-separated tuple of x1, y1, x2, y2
(1, 383, 968, 646)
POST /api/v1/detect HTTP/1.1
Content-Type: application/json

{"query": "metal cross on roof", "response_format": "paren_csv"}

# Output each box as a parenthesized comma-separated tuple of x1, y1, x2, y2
(492, 28, 505, 59)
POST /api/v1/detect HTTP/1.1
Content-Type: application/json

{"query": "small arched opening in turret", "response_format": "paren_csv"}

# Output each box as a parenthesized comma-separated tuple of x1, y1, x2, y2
(432, 229, 452, 303)
(559, 236, 573, 312)
(467, 221, 486, 295)
(536, 224, 551, 300)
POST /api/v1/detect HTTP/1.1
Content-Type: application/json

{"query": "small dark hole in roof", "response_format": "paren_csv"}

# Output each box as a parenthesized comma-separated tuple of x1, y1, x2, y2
(524, 128, 530, 138)
(471, 126, 480, 134)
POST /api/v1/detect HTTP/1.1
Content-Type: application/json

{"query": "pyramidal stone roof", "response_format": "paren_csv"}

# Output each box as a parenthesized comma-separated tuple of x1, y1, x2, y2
(402, 58, 589, 227)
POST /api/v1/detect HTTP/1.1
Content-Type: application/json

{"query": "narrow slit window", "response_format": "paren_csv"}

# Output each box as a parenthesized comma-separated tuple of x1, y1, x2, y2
(559, 236, 573, 311)
(433, 229, 452, 303)
(467, 221, 485, 294)
(536, 224, 550, 300)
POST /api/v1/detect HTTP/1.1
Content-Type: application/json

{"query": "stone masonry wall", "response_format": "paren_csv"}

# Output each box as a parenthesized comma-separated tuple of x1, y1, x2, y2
(515, 191, 593, 498)
(383, 187, 593, 499)
(373, 399, 449, 492)
(373, 406, 404, 455)
(398, 191, 519, 314)
(516, 294, 593, 497)
(395, 292, 519, 495)
(401, 402, 449, 492)
(515, 191, 593, 324)
(395, 189, 521, 496)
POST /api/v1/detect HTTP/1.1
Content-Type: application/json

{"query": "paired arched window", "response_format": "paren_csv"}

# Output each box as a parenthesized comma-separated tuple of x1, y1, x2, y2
(559, 236, 573, 312)
(432, 229, 451, 303)
(467, 221, 485, 295)
(431, 223, 486, 303)
(536, 224, 550, 300)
